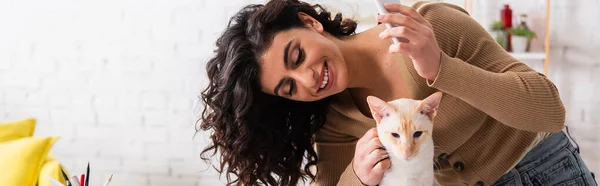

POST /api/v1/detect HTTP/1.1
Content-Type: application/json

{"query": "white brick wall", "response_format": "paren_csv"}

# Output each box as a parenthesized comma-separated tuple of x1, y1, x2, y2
(0, 0, 598, 186)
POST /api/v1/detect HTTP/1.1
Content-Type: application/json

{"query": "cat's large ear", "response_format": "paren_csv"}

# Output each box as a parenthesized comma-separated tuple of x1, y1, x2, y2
(417, 92, 443, 120)
(367, 96, 392, 124)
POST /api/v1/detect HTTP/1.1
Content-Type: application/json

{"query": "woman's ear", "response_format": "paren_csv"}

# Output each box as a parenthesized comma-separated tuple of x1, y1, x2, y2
(297, 12, 323, 33)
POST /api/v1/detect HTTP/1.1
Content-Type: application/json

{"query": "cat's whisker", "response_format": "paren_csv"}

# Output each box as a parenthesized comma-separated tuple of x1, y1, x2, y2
(433, 161, 443, 175)
(432, 145, 447, 151)
(431, 145, 450, 175)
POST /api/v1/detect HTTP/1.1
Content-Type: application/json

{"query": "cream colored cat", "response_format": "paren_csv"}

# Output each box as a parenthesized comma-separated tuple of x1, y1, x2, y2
(366, 92, 442, 186)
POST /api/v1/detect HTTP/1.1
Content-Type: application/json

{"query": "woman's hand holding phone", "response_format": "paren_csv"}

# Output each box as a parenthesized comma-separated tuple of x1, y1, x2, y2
(376, 3, 443, 81)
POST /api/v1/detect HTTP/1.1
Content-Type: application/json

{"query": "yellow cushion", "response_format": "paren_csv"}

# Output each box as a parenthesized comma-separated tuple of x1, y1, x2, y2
(0, 118, 69, 186)
(0, 136, 58, 186)
(0, 118, 36, 142)
(38, 154, 70, 186)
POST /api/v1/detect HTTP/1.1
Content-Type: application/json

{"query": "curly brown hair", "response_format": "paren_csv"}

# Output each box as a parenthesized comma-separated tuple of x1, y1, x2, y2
(198, 0, 357, 185)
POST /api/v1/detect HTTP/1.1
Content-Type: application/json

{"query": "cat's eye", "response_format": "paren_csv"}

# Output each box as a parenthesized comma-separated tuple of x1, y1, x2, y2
(413, 131, 423, 138)
(391, 133, 400, 138)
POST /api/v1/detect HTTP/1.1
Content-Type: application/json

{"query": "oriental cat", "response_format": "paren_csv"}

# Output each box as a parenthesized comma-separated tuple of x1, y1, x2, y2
(366, 92, 442, 186)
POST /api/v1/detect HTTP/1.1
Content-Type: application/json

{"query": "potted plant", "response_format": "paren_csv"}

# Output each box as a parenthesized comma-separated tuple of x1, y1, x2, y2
(490, 20, 507, 50)
(508, 26, 537, 53)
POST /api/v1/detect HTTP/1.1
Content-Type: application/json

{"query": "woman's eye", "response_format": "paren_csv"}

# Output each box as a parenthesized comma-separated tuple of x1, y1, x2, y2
(413, 131, 423, 138)
(288, 80, 295, 97)
(295, 47, 303, 66)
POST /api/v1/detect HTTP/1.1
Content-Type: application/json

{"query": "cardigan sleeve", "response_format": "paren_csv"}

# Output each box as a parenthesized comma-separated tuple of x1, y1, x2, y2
(415, 2, 566, 132)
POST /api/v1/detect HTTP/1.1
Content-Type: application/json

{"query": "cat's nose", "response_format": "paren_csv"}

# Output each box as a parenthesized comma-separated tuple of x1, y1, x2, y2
(402, 151, 413, 160)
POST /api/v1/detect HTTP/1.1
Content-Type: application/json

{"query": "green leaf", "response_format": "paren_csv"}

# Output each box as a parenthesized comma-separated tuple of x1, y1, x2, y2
(508, 26, 537, 39)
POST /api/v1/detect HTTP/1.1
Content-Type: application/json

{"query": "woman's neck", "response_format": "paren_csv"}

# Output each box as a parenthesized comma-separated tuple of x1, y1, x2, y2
(330, 24, 409, 118)
(333, 24, 395, 91)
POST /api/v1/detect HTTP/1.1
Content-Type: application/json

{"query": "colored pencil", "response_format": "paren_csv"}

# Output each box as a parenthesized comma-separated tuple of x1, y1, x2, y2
(70, 176, 80, 186)
(79, 174, 85, 186)
(85, 162, 90, 186)
(59, 168, 71, 186)
(103, 174, 113, 186)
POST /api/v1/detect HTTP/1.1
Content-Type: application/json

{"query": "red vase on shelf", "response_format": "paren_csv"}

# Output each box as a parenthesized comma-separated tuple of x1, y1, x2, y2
(501, 4, 513, 52)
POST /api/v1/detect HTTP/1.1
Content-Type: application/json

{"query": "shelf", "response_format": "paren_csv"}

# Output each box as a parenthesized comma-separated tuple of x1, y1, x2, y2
(463, 0, 551, 75)
(510, 52, 546, 60)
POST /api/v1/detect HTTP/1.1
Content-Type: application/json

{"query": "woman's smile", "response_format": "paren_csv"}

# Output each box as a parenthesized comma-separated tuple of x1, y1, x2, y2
(317, 60, 334, 94)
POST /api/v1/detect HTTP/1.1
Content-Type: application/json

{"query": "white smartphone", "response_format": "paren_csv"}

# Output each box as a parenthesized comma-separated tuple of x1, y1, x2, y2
(373, 0, 409, 44)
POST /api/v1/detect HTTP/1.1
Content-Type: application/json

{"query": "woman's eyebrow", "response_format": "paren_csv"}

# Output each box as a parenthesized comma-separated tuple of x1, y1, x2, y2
(274, 39, 295, 96)
(283, 39, 294, 70)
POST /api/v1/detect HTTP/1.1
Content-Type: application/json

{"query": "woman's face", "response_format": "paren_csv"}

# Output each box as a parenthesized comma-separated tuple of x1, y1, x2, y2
(259, 15, 349, 102)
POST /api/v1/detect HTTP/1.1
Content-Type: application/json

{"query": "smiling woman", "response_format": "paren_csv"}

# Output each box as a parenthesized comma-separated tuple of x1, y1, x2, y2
(259, 22, 348, 102)
(200, 0, 596, 186)
(198, 0, 356, 185)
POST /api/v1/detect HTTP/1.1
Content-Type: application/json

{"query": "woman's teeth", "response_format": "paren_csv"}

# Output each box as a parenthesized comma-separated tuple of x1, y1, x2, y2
(320, 66, 329, 89)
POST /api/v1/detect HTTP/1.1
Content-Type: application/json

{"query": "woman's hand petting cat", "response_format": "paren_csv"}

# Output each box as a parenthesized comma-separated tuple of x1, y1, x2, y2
(377, 4, 442, 81)
(353, 128, 391, 186)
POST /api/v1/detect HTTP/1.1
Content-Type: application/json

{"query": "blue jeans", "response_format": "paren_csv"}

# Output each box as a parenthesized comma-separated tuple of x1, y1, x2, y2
(493, 128, 598, 186)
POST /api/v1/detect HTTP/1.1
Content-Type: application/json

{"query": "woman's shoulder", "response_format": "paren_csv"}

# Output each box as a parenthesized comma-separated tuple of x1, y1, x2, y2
(410, 1, 488, 56)
(411, 1, 469, 16)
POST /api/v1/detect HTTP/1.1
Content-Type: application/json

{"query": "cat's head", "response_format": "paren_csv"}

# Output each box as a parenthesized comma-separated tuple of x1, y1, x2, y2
(366, 92, 442, 161)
